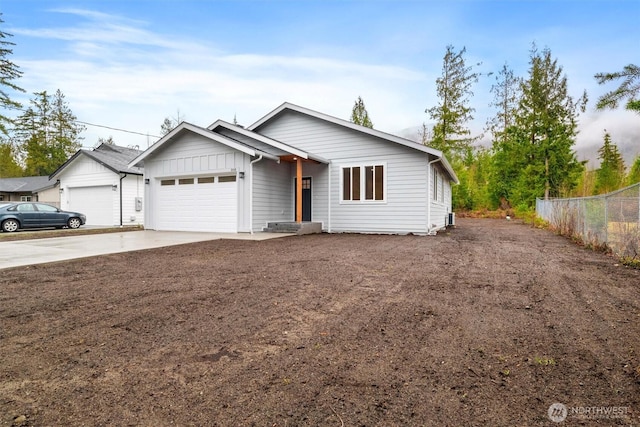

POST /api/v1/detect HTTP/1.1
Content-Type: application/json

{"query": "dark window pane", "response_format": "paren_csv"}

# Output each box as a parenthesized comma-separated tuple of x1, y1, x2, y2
(161, 179, 175, 186)
(219, 175, 236, 182)
(375, 165, 384, 200)
(178, 178, 194, 185)
(343, 168, 351, 200)
(365, 166, 374, 200)
(352, 167, 360, 200)
(198, 177, 215, 184)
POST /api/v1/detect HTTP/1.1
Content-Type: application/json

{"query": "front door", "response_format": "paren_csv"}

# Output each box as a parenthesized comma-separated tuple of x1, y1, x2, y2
(294, 177, 312, 221)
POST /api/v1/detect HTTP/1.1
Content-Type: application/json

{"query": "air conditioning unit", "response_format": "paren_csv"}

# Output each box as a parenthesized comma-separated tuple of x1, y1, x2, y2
(446, 212, 456, 227)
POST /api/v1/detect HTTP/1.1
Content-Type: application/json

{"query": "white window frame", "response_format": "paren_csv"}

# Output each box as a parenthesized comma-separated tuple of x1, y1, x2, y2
(20, 195, 32, 202)
(432, 168, 444, 203)
(340, 162, 387, 204)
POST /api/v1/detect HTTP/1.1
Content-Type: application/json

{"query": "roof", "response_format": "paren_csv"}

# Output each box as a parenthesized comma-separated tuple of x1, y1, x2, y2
(249, 102, 459, 184)
(51, 143, 144, 179)
(129, 121, 329, 168)
(0, 176, 57, 193)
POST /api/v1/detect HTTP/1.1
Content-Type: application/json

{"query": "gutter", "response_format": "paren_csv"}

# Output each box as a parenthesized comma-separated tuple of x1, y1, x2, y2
(427, 158, 441, 235)
(249, 155, 264, 234)
(119, 173, 127, 227)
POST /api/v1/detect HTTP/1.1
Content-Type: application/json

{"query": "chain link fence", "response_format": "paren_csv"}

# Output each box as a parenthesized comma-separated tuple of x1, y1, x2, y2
(536, 183, 640, 259)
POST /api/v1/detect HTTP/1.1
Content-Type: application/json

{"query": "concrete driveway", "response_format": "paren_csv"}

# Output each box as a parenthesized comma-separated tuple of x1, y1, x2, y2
(0, 230, 292, 270)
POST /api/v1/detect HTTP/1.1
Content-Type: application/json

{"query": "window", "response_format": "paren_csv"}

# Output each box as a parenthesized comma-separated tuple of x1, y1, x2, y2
(0, 195, 4, 201)
(342, 164, 384, 202)
(20, 195, 32, 202)
(35, 203, 57, 212)
(218, 175, 236, 183)
(178, 178, 194, 185)
(198, 177, 215, 184)
(160, 179, 175, 186)
(432, 168, 444, 203)
(17, 203, 35, 212)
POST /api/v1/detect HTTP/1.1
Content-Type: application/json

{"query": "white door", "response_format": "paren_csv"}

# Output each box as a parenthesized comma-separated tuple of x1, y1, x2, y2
(68, 186, 114, 226)
(156, 176, 237, 232)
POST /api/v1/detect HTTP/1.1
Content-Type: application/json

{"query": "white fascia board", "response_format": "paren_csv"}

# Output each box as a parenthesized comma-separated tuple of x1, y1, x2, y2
(210, 119, 323, 162)
(249, 102, 447, 167)
(128, 122, 267, 168)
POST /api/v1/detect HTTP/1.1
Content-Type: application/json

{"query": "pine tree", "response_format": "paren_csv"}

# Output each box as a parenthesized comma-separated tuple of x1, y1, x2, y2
(15, 90, 85, 176)
(0, 14, 25, 136)
(426, 45, 479, 157)
(627, 156, 640, 185)
(0, 139, 23, 177)
(595, 64, 640, 113)
(594, 132, 625, 194)
(350, 96, 373, 128)
(487, 63, 520, 144)
(507, 45, 585, 207)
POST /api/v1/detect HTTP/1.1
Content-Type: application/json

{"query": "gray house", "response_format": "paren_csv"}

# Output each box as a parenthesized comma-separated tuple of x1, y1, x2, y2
(0, 176, 59, 206)
(129, 102, 458, 234)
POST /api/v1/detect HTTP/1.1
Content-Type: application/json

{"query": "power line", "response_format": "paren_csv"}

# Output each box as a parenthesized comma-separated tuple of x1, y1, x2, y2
(76, 120, 161, 139)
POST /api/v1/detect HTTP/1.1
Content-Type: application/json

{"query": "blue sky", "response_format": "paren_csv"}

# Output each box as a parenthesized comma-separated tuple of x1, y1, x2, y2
(2, 0, 638, 164)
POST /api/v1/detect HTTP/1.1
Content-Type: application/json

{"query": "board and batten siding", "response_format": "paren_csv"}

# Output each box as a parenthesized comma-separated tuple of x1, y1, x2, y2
(256, 111, 432, 234)
(121, 175, 144, 225)
(143, 133, 250, 231)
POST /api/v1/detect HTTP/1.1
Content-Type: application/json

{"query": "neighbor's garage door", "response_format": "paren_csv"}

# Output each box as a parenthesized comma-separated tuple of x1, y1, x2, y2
(68, 185, 114, 226)
(156, 175, 237, 232)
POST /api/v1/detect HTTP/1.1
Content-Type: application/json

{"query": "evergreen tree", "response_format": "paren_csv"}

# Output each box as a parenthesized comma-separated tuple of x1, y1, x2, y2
(0, 139, 23, 177)
(350, 96, 373, 128)
(594, 132, 625, 194)
(626, 156, 640, 185)
(160, 109, 185, 135)
(505, 45, 585, 207)
(487, 63, 520, 144)
(0, 14, 25, 136)
(426, 45, 479, 157)
(595, 64, 640, 113)
(15, 90, 85, 176)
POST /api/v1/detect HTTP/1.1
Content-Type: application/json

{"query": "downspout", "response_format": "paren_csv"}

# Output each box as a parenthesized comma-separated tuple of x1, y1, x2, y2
(119, 173, 127, 227)
(249, 155, 263, 234)
(427, 158, 441, 235)
(327, 161, 332, 233)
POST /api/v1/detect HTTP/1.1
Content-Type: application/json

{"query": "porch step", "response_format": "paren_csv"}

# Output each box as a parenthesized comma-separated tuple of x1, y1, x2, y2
(263, 222, 322, 235)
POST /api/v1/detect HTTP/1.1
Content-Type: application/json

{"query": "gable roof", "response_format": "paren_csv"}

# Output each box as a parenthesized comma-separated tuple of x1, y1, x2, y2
(0, 176, 56, 193)
(249, 102, 458, 183)
(129, 121, 329, 168)
(208, 120, 329, 163)
(51, 143, 144, 179)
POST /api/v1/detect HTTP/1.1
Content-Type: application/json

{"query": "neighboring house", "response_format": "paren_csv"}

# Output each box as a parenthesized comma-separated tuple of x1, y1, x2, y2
(51, 143, 144, 226)
(129, 102, 458, 234)
(0, 176, 59, 206)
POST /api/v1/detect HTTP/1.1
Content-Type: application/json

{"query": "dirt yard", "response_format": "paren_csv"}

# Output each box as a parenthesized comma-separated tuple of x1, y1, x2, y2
(1, 218, 639, 426)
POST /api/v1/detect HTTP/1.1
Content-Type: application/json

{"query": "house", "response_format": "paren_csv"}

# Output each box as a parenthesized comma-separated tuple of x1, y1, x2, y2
(50, 143, 144, 226)
(129, 102, 458, 234)
(0, 176, 59, 206)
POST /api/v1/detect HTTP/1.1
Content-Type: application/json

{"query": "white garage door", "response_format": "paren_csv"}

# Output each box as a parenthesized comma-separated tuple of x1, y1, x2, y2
(156, 176, 237, 232)
(68, 186, 114, 226)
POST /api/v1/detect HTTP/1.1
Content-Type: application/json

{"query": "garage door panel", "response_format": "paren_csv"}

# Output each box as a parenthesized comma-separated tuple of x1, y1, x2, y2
(69, 186, 113, 226)
(156, 178, 237, 232)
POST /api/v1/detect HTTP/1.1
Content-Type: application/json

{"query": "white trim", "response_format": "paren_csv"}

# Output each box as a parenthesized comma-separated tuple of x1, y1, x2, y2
(338, 162, 387, 204)
(249, 102, 458, 184)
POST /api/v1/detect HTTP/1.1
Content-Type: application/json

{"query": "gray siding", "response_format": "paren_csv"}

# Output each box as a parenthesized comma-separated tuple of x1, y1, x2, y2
(257, 111, 431, 234)
(252, 159, 292, 231)
(143, 133, 249, 230)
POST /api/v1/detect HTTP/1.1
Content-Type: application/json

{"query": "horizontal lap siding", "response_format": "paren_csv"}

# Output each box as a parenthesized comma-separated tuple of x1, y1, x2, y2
(121, 175, 144, 225)
(252, 160, 292, 231)
(258, 112, 429, 234)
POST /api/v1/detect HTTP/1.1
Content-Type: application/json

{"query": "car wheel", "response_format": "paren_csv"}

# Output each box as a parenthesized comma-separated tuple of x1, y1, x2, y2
(2, 219, 19, 232)
(68, 217, 82, 229)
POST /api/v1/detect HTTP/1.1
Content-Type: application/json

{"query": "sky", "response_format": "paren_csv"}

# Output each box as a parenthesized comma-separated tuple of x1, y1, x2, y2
(2, 0, 639, 166)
